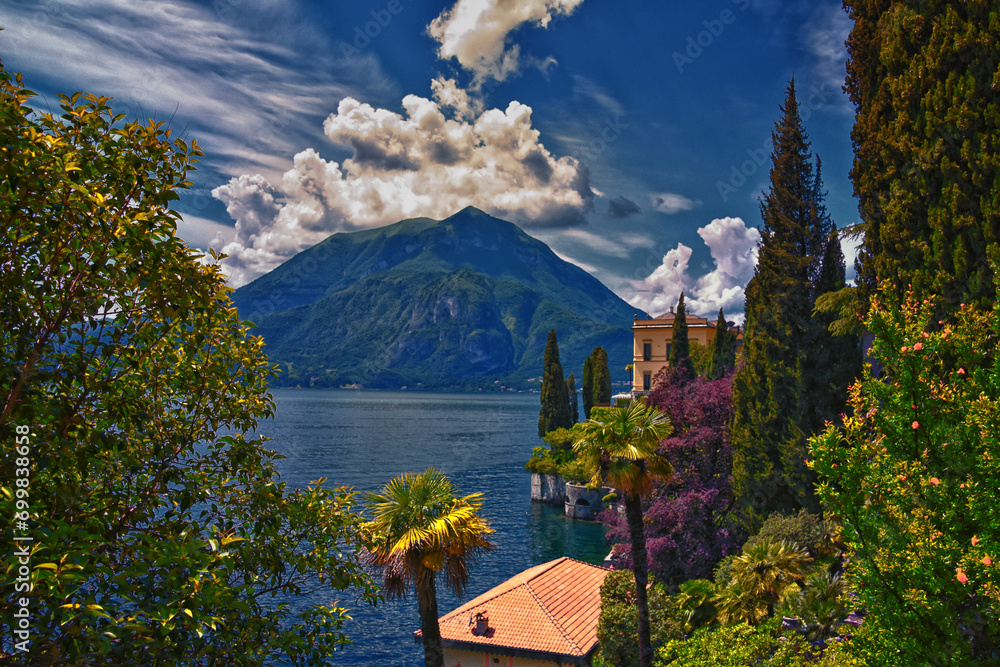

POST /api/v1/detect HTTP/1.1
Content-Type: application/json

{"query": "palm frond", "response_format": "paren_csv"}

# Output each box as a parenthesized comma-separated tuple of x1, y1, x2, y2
(364, 468, 496, 599)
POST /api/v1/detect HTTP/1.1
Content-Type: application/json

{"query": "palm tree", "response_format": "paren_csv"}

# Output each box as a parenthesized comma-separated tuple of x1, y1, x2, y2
(676, 578, 719, 632)
(365, 469, 495, 667)
(725, 538, 812, 623)
(573, 401, 673, 667)
(779, 569, 849, 641)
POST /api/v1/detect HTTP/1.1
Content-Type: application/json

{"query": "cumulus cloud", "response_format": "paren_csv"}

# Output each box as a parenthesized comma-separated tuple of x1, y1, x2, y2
(428, 0, 585, 84)
(628, 217, 761, 320)
(607, 195, 641, 219)
(214, 92, 594, 285)
(650, 192, 701, 215)
(430, 76, 484, 121)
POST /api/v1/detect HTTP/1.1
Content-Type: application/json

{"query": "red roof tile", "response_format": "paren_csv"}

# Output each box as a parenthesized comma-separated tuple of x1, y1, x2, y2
(417, 557, 610, 658)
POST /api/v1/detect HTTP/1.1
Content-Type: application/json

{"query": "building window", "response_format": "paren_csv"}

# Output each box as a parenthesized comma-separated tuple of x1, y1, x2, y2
(666, 343, 671, 360)
(643, 342, 652, 361)
(643, 373, 651, 391)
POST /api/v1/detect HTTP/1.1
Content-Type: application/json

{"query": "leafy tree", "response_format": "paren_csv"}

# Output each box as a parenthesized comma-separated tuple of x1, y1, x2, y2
(606, 368, 739, 588)
(538, 329, 572, 437)
(364, 469, 495, 667)
(0, 66, 377, 664)
(656, 617, 831, 667)
(667, 293, 696, 381)
(743, 509, 840, 562)
(595, 570, 684, 667)
(566, 372, 579, 425)
(807, 229, 862, 427)
(709, 308, 737, 380)
(583, 351, 595, 419)
(845, 0, 1000, 315)
(810, 290, 1000, 665)
(574, 402, 673, 667)
(730, 79, 839, 527)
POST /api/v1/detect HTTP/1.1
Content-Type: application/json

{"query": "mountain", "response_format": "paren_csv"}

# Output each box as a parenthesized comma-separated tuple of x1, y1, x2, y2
(231, 206, 644, 390)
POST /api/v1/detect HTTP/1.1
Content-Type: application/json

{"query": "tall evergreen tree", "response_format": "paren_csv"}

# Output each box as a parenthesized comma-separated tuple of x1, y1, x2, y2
(582, 352, 595, 419)
(592, 346, 613, 407)
(667, 293, 696, 381)
(845, 0, 1000, 314)
(566, 373, 579, 425)
(709, 308, 736, 380)
(731, 80, 837, 526)
(807, 230, 862, 426)
(538, 330, 572, 437)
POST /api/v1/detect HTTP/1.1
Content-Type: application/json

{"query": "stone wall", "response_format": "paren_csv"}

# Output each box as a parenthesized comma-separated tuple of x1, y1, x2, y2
(564, 483, 614, 521)
(530, 472, 565, 505)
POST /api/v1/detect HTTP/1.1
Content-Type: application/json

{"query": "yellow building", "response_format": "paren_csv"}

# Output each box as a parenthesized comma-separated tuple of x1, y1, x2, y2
(631, 307, 719, 395)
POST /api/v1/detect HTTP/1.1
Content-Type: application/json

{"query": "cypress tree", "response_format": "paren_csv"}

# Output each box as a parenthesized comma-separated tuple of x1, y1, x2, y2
(845, 0, 1000, 314)
(807, 230, 862, 426)
(539, 330, 572, 437)
(667, 293, 696, 381)
(731, 80, 832, 525)
(582, 352, 595, 419)
(592, 347, 612, 407)
(566, 373, 579, 425)
(709, 308, 736, 380)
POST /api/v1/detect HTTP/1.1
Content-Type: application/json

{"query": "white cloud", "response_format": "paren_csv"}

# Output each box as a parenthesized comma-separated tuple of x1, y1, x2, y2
(544, 228, 652, 259)
(428, 0, 585, 84)
(550, 250, 601, 276)
(215, 92, 595, 286)
(629, 244, 693, 317)
(806, 4, 852, 103)
(571, 75, 625, 117)
(0, 0, 391, 182)
(839, 226, 862, 284)
(431, 76, 484, 121)
(628, 217, 761, 320)
(695, 216, 759, 287)
(176, 213, 237, 251)
(650, 192, 701, 215)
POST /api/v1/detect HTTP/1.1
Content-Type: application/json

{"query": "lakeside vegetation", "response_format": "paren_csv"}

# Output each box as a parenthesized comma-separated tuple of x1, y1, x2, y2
(3, 1, 1000, 665)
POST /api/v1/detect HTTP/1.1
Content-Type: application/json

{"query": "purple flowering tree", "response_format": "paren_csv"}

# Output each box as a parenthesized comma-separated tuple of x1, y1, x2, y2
(602, 367, 741, 588)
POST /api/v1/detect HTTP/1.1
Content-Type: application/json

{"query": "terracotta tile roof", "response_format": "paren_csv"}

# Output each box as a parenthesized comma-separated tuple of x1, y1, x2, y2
(416, 557, 610, 658)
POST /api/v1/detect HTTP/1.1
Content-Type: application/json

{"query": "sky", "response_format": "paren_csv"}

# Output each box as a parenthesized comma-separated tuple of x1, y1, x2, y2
(1, 0, 860, 320)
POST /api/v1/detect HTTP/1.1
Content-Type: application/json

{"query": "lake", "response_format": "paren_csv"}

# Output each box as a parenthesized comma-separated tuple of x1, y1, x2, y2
(260, 389, 607, 665)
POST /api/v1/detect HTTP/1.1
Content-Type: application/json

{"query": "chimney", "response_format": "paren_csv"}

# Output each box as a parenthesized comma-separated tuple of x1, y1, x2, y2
(472, 611, 489, 636)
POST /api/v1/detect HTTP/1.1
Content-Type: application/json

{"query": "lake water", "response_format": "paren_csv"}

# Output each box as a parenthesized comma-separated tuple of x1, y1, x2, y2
(260, 389, 607, 665)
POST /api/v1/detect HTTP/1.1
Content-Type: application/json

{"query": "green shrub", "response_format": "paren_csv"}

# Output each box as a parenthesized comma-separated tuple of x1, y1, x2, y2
(557, 458, 592, 484)
(713, 555, 735, 585)
(597, 570, 685, 667)
(524, 446, 559, 475)
(656, 618, 817, 666)
(744, 509, 839, 561)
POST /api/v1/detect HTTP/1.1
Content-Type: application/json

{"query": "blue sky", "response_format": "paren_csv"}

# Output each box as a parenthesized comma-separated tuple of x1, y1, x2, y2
(1, 0, 858, 319)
